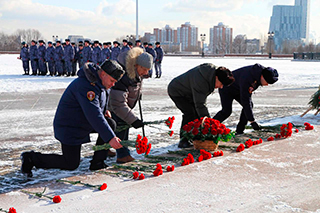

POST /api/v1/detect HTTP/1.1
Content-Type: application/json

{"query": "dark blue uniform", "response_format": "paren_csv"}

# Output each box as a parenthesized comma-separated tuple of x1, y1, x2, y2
(120, 45, 130, 53)
(64, 44, 74, 75)
(76, 48, 84, 69)
(92, 46, 101, 65)
(45, 46, 55, 76)
(31, 63, 116, 170)
(101, 47, 111, 62)
(54, 45, 64, 76)
(20, 45, 30, 74)
(38, 45, 47, 75)
(29, 44, 38, 75)
(154, 46, 164, 78)
(72, 45, 78, 76)
(213, 63, 265, 133)
(146, 47, 156, 77)
(83, 46, 92, 63)
(111, 46, 120, 60)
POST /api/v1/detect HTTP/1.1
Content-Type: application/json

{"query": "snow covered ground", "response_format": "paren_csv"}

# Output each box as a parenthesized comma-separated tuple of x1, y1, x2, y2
(0, 54, 320, 212)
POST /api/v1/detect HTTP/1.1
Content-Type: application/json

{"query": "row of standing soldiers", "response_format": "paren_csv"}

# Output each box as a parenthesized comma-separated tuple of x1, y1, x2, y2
(18, 39, 164, 77)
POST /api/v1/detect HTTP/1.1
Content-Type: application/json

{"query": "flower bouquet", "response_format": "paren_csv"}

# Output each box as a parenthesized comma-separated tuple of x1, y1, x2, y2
(181, 117, 234, 151)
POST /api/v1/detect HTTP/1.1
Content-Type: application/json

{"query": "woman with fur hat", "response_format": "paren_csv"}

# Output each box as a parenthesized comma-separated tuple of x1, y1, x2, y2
(109, 47, 153, 163)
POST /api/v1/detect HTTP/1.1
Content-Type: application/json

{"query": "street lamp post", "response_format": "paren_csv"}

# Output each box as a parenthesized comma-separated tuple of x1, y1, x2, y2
(268, 31, 274, 59)
(200, 34, 206, 58)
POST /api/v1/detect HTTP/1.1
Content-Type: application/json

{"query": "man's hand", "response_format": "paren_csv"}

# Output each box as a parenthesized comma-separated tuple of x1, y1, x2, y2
(104, 110, 111, 118)
(250, 121, 261, 130)
(109, 137, 123, 149)
(131, 119, 144, 129)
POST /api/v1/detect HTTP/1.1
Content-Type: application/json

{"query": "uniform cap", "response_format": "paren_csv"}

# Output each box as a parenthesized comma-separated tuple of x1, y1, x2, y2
(94, 40, 99, 44)
(123, 39, 128, 43)
(262, 67, 279, 84)
(136, 52, 153, 69)
(65, 39, 70, 42)
(84, 40, 90, 43)
(78, 43, 83, 47)
(136, 40, 141, 43)
(128, 41, 133, 45)
(79, 41, 84, 44)
(56, 40, 61, 43)
(21, 41, 26, 45)
(100, 59, 125, 81)
(39, 40, 44, 43)
(155, 42, 160, 45)
(143, 42, 148, 45)
(48, 41, 52, 44)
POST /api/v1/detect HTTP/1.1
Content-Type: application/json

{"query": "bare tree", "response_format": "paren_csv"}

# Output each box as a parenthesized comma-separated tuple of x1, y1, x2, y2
(232, 35, 246, 54)
(15, 29, 43, 44)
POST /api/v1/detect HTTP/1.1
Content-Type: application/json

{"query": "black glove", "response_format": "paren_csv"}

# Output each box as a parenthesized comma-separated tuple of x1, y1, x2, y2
(250, 121, 261, 130)
(131, 119, 144, 129)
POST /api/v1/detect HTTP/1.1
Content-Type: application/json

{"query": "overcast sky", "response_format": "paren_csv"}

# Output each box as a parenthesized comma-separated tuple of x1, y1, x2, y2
(0, 0, 319, 43)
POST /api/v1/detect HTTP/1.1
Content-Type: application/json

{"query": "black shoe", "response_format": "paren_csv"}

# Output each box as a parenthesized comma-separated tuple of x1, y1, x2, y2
(89, 161, 108, 171)
(178, 139, 193, 148)
(235, 132, 244, 135)
(20, 151, 34, 177)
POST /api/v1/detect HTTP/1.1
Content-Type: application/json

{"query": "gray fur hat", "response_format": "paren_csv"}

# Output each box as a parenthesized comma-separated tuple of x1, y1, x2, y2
(136, 52, 153, 69)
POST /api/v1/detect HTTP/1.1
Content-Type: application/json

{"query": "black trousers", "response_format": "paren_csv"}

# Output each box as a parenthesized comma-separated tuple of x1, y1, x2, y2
(169, 95, 199, 139)
(213, 89, 253, 133)
(32, 117, 129, 170)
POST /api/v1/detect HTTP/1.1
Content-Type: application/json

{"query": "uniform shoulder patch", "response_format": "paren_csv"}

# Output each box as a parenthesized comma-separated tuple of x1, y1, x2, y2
(87, 91, 95, 101)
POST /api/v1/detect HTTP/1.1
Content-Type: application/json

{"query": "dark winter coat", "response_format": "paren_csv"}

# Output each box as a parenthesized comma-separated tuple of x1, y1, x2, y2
(109, 48, 143, 125)
(110, 46, 120, 60)
(92, 46, 101, 64)
(64, 44, 74, 61)
(29, 45, 38, 60)
(155, 46, 164, 62)
(120, 45, 130, 53)
(146, 47, 157, 63)
(53, 63, 115, 145)
(45, 46, 55, 62)
(83, 46, 92, 62)
(54, 45, 64, 61)
(101, 47, 111, 61)
(38, 45, 46, 60)
(20, 46, 29, 61)
(219, 63, 264, 122)
(167, 63, 218, 117)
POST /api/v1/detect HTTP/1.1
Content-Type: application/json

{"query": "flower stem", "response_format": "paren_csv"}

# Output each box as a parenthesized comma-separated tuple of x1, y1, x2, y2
(56, 179, 97, 188)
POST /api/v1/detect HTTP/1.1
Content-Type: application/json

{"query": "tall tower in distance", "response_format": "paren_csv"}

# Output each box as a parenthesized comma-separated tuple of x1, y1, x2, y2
(269, 0, 310, 50)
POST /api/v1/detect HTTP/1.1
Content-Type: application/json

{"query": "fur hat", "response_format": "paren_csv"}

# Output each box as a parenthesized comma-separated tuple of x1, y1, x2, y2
(100, 60, 125, 81)
(262, 67, 279, 84)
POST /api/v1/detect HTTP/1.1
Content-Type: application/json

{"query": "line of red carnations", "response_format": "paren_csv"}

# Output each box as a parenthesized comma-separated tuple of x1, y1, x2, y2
(135, 134, 152, 155)
(236, 144, 245, 152)
(0, 207, 17, 213)
(165, 116, 175, 129)
(304, 122, 314, 130)
(199, 149, 212, 160)
(280, 122, 293, 138)
(166, 165, 175, 172)
(132, 171, 145, 180)
(153, 163, 163, 176)
(213, 151, 224, 157)
(267, 136, 274, 141)
(181, 153, 195, 166)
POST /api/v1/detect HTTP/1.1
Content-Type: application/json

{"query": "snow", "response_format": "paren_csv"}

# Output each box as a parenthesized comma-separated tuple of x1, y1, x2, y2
(1, 54, 320, 212)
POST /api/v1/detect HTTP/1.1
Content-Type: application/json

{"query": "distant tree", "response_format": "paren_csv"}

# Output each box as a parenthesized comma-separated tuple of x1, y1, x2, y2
(15, 29, 42, 44)
(232, 35, 246, 54)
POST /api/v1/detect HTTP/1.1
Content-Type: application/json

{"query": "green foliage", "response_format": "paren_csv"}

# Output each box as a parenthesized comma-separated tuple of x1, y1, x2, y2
(308, 88, 320, 109)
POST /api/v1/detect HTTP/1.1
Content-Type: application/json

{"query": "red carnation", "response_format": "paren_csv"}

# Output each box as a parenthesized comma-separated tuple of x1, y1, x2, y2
(213, 152, 218, 157)
(267, 136, 274, 141)
(192, 128, 199, 136)
(198, 155, 203, 162)
(133, 171, 139, 179)
(8, 207, 17, 213)
(168, 131, 174, 137)
(99, 183, 107, 191)
(236, 144, 245, 152)
(138, 174, 145, 180)
(166, 166, 171, 172)
(53, 195, 62, 203)
(220, 151, 224, 156)
(295, 129, 299, 133)
(187, 153, 195, 163)
(146, 143, 152, 155)
(171, 165, 175, 171)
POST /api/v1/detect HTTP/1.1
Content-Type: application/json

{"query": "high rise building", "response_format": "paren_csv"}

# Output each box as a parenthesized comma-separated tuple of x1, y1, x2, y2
(269, 0, 310, 50)
(209, 22, 233, 54)
(177, 22, 198, 51)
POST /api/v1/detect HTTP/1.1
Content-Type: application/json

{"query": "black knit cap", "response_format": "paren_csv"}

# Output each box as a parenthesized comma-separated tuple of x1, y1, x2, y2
(262, 67, 279, 84)
(100, 59, 125, 81)
(216, 67, 235, 86)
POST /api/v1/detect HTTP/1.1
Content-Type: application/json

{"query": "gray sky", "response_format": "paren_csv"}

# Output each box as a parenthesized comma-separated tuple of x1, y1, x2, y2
(0, 0, 319, 43)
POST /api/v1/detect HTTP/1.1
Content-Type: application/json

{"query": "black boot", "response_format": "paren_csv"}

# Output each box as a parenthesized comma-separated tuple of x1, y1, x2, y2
(20, 151, 34, 177)
(178, 138, 193, 148)
(89, 160, 108, 170)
